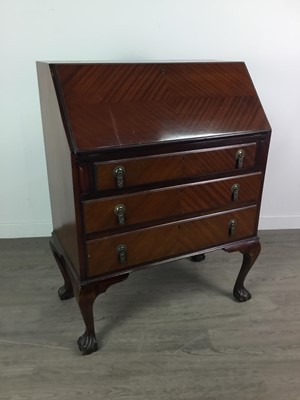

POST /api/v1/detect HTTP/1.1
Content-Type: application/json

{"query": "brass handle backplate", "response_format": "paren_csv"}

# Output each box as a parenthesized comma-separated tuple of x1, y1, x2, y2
(113, 166, 125, 189)
(236, 149, 245, 169)
(114, 204, 126, 225)
(228, 219, 237, 236)
(231, 183, 240, 201)
(116, 244, 127, 264)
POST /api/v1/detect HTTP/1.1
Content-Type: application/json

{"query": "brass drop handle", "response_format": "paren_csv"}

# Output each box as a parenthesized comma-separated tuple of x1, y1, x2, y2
(231, 183, 240, 201)
(114, 204, 126, 225)
(228, 219, 237, 236)
(236, 149, 245, 169)
(116, 244, 127, 264)
(113, 166, 125, 189)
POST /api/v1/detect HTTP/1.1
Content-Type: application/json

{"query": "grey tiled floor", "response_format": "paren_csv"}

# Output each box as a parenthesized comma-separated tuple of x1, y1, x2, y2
(0, 231, 300, 400)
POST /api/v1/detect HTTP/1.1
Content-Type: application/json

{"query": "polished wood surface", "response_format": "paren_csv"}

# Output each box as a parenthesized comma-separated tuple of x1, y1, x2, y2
(225, 239, 261, 302)
(37, 61, 271, 354)
(86, 206, 257, 277)
(52, 62, 270, 153)
(95, 142, 257, 191)
(37, 63, 81, 276)
(84, 173, 262, 234)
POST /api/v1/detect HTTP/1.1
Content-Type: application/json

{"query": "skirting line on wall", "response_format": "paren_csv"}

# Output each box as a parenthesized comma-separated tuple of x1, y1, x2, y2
(0, 222, 52, 238)
(259, 216, 300, 230)
(0, 217, 299, 239)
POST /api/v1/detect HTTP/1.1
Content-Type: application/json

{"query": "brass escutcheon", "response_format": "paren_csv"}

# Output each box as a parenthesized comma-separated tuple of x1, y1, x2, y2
(228, 219, 237, 236)
(113, 165, 126, 189)
(235, 149, 245, 169)
(116, 244, 127, 264)
(114, 204, 126, 225)
(231, 183, 240, 201)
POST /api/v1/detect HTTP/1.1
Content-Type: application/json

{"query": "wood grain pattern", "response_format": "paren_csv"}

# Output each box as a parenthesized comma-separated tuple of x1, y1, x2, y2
(37, 61, 271, 354)
(95, 143, 257, 191)
(84, 173, 262, 234)
(86, 206, 257, 277)
(53, 62, 271, 152)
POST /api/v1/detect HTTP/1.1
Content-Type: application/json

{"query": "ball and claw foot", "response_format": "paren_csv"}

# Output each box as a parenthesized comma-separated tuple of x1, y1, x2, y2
(58, 285, 74, 301)
(233, 286, 251, 302)
(190, 254, 206, 262)
(77, 331, 98, 355)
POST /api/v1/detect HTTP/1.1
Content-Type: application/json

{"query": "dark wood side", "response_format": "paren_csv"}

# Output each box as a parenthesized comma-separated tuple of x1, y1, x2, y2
(84, 173, 262, 234)
(86, 206, 257, 277)
(36, 62, 81, 277)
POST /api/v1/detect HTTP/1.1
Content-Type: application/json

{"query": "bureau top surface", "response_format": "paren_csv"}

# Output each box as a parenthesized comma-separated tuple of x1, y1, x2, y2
(48, 62, 271, 153)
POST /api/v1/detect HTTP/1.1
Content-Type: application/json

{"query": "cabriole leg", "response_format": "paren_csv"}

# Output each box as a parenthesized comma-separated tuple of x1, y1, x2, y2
(76, 274, 129, 355)
(50, 241, 74, 301)
(77, 289, 98, 355)
(225, 239, 261, 302)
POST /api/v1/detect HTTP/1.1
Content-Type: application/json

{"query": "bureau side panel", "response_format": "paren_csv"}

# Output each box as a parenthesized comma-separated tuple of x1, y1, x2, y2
(37, 62, 81, 276)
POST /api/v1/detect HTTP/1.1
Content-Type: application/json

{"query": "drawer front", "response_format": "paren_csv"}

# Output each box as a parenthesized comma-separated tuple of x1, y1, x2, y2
(84, 173, 262, 234)
(86, 206, 257, 277)
(95, 143, 257, 191)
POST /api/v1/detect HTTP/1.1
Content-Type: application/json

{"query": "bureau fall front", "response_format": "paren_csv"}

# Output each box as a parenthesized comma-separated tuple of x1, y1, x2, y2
(37, 62, 271, 354)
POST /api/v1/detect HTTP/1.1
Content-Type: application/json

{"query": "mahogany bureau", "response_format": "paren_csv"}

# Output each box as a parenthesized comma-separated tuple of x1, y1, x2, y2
(37, 62, 271, 355)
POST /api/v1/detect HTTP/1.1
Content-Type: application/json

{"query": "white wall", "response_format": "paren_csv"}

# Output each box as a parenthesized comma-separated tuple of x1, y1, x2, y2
(1, 0, 300, 237)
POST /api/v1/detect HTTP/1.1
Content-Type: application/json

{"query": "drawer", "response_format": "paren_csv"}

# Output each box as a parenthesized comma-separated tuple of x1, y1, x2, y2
(86, 206, 257, 277)
(95, 143, 257, 191)
(84, 173, 262, 234)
